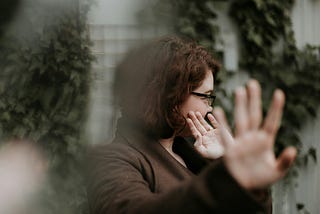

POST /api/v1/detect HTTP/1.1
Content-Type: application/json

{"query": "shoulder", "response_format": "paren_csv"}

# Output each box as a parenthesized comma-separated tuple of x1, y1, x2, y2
(86, 135, 150, 173)
(88, 142, 140, 163)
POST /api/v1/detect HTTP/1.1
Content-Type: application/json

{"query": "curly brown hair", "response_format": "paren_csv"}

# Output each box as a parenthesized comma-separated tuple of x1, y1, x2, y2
(114, 36, 220, 139)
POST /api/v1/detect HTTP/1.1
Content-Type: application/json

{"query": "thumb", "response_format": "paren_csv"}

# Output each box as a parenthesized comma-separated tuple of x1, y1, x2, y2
(276, 146, 297, 175)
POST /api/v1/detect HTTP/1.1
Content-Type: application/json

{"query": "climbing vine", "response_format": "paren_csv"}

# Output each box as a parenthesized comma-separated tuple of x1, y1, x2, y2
(229, 0, 320, 164)
(0, 0, 93, 213)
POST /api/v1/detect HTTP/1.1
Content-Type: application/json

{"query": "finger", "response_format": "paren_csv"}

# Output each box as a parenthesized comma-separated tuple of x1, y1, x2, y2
(213, 107, 231, 132)
(186, 118, 202, 140)
(206, 113, 219, 129)
(211, 109, 233, 148)
(276, 146, 297, 175)
(188, 111, 207, 135)
(217, 122, 233, 148)
(263, 89, 285, 137)
(247, 79, 262, 129)
(235, 87, 249, 136)
(196, 112, 213, 131)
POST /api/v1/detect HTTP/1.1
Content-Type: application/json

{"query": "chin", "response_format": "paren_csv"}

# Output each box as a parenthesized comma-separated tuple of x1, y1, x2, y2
(176, 126, 192, 138)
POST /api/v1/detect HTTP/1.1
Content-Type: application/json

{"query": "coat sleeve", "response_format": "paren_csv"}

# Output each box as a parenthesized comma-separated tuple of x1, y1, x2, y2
(86, 144, 269, 214)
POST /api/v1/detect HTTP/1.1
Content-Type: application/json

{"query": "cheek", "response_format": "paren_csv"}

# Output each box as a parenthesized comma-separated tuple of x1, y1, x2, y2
(180, 98, 208, 118)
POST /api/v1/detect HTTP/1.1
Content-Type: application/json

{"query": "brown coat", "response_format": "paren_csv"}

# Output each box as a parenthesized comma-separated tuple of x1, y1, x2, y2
(87, 120, 270, 214)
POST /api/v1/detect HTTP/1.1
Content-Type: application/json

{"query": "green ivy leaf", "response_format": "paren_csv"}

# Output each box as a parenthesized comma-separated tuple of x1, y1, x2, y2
(308, 147, 317, 163)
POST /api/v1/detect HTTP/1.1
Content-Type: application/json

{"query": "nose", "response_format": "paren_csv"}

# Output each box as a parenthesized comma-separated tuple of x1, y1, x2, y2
(207, 105, 213, 113)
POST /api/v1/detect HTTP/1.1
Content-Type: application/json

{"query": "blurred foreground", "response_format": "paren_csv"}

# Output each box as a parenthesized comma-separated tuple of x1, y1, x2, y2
(0, 141, 46, 214)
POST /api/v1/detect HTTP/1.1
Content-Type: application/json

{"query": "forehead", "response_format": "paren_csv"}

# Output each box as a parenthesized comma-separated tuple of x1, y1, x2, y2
(195, 70, 214, 91)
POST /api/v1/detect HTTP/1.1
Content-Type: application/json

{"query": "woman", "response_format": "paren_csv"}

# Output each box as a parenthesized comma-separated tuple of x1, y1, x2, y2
(87, 36, 296, 213)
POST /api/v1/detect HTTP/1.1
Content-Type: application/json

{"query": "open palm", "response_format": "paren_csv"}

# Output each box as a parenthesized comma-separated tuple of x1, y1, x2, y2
(215, 80, 297, 190)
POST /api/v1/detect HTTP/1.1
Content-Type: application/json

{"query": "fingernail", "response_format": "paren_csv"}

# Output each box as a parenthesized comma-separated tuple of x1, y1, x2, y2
(274, 89, 285, 107)
(275, 89, 285, 99)
(236, 87, 246, 96)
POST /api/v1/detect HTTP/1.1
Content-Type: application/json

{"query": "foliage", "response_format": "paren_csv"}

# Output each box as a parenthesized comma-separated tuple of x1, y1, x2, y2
(139, 0, 220, 51)
(0, 0, 21, 35)
(172, 0, 220, 50)
(229, 0, 320, 164)
(0, 0, 93, 213)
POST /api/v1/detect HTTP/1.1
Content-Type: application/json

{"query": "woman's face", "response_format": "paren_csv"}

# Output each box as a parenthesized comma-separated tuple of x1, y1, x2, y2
(179, 70, 214, 136)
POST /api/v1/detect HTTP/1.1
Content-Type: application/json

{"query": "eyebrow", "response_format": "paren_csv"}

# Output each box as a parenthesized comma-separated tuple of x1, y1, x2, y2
(204, 90, 215, 94)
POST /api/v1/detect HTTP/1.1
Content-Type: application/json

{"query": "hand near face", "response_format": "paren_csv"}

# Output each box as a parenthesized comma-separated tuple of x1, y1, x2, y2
(186, 111, 233, 159)
(215, 80, 296, 190)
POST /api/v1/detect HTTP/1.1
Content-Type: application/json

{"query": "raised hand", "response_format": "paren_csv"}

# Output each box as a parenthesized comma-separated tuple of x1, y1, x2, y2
(186, 111, 233, 159)
(215, 79, 297, 190)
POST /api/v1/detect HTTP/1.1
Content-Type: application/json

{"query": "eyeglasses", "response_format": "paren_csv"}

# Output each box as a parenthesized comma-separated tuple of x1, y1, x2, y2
(191, 92, 216, 106)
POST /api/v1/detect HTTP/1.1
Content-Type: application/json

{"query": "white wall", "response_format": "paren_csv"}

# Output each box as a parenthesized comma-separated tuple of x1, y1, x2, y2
(88, 0, 151, 25)
(86, 0, 168, 144)
(292, 0, 320, 48)
(281, 1, 320, 213)
(295, 110, 320, 214)
(212, 2, 240, 72)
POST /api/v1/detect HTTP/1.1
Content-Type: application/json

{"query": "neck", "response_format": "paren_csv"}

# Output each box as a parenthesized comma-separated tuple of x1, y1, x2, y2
(159, 137, 175, 152)
(159, 136, 186, 168)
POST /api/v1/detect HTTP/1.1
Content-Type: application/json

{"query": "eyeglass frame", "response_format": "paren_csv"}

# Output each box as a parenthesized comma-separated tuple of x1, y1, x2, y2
(191, 91, 216, 106)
